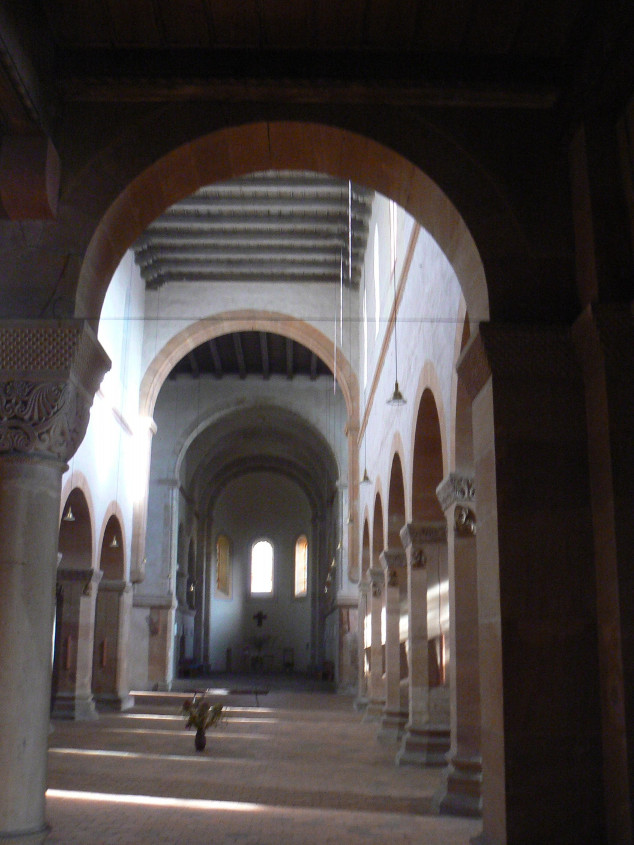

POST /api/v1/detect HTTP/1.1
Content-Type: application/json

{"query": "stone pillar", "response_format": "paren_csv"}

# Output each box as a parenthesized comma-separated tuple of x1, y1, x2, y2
(129, 417, 156, 583)
(0, 320, 109, 844)
(397, 523, 449, 766)
(434, 475, 482, 815)
(459, 323, 605, 845)
(354, 575, 370, 710)
(52, 567, 102, 719)
(93, 579, 133, 711)
(573, 304, 634, 842)
(363, 567, 385, 721)
(378, 548, 407, 742)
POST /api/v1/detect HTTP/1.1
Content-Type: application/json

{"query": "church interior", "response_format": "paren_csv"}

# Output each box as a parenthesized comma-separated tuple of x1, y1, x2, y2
(0, 2, 633, 843)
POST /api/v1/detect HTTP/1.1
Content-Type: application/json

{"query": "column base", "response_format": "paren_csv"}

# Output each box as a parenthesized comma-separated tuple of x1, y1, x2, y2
(395, 723, 450, 766)
(434, 753, 482, 817)
(50, 692, 98, 720)
(353, 695, 369, 712)
(377, 708, 408, 743)
(362, 698, 385, 722)
(0, 823, 50, 844)
(94, 693, 134, 712)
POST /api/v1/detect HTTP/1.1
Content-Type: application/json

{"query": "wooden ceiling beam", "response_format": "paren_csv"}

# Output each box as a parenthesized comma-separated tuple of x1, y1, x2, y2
(208, 339, 223, 378)
(233, 333, 247, 379)
(259, 332, 270, 380)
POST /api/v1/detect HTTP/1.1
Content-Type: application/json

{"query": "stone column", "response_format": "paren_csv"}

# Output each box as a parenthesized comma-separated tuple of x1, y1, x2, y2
(0, 320, 109, 844)
(434, 475, 482, 815)
(363, 567, 385, 721)
(397, 523, 449, 765)
(459, 322, 605, 845)
(52, 567, 103, 719)
(573, 304, 634, 842)
(378, 548, 407, 742)
(115, 582, 133, 710)
(354, 574, 370, 710)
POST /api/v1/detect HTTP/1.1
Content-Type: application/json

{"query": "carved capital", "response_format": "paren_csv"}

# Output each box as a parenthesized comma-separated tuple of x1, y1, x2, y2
(379, 548, 406, 572)
(400, 521, 446, 549)
(0, 320, 110, 462)
(455, 505, 477, 536)
(369, 567, 383, 598)
(436, 473, 475, 511)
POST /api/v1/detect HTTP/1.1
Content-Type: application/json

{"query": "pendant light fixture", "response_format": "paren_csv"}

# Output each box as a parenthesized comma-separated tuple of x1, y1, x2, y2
(387, 201, 406, 406)
(360, 433, 371, 485)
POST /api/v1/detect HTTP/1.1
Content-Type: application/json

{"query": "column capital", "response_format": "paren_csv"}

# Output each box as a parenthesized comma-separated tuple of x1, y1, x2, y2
(379, 548, 406, 587)
(400, 521, 446, 549)
(0, 320, 110, 463)
(436, 473, 475, 511)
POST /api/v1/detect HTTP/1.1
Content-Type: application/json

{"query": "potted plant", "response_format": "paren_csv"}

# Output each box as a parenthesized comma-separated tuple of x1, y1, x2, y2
(182, 693, 224, 751)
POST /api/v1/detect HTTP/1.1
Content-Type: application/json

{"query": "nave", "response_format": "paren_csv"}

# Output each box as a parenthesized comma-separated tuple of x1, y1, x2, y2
(46, 677, 480, 844)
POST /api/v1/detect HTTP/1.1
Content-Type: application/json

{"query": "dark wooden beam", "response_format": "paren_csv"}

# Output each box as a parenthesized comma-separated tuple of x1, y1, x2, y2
(233, 333, 246, 379)
(259, 332, 270, 380)
(58, 50, 559, 109)
(286, 337, 294, 380)
(187, 350, 199, 378)
(208, 339, 222, 379)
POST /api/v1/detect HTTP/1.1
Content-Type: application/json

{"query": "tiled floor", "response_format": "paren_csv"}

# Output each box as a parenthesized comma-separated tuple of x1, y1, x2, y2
(46, 678, 481, 844)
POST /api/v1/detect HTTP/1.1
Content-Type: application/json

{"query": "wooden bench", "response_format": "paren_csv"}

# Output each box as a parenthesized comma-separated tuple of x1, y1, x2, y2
(203, 687, 269, 707)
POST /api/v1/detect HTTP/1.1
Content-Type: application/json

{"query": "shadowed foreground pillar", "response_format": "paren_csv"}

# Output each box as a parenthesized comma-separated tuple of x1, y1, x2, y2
(0, 321, 109, 843)
(459, 323, 605, 845)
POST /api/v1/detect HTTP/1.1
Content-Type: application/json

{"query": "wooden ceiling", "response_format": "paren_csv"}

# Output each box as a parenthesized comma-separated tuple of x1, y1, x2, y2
(36, 0, 609, 109)
(41, 0, 584, 56)
(134, 171, 373, 289)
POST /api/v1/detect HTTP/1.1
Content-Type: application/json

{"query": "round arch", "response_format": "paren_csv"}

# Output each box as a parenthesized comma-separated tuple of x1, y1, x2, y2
(139, 311, 358, 425)
(76, 121, 492, 327)
(386, 447, 407, 548)
(412, 387, 445, 523)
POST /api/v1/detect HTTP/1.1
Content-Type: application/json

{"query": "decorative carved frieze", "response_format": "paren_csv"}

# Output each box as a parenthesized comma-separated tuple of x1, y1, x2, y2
(455, 505, 477, 536)
(369, 567, 383, 598)
(0, 321, 110, 462)
(410, 547, 426, 569)
(436, 473, 475, 511)
(379, 548, 406, 572)
(400, 522, 446, 549)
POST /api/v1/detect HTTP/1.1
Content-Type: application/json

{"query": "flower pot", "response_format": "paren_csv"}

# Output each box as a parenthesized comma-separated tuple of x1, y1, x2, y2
(194, 727, 206, 751)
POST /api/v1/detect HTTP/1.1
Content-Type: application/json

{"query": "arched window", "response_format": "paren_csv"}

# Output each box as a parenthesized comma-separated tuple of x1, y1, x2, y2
(294, 535, 308, 597)
(251, 539, 273, 594)
(216, 534, 232, 598)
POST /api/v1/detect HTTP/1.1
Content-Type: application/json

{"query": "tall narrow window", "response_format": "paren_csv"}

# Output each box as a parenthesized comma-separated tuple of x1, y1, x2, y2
(373, 224, 380, 336)
(294, 535, 308, 597)
(216, 534, 232, 598)
(251, 539, 273, 594)
(362, 281, 368, 389)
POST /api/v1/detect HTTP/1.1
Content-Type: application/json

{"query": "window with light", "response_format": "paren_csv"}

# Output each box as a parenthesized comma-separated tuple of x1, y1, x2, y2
(294, 535, 308, 597)
(216, 534, 232, 598)
(251, 539, 273, 594)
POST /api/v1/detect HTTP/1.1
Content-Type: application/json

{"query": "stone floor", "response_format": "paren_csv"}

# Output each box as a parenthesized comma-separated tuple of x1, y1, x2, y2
(46, 676, 482, 844)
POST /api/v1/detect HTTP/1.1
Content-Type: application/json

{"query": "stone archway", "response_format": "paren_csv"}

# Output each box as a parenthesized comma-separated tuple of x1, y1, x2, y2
(53, 487, 98, 720)
(92, 513, 131, 710)
(74, 121, 493, 329)
(379, 452, 408, 741)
